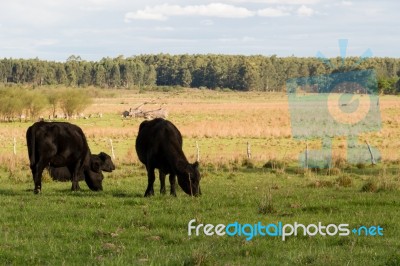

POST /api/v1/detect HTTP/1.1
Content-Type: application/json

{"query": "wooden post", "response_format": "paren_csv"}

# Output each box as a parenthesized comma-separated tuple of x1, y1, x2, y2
(247, 142, 251, 159)
(365, 140, 376, 165)
(13, 137, 16, 156)
(196, 141, 200, 162)
(109, 139, 115, 160)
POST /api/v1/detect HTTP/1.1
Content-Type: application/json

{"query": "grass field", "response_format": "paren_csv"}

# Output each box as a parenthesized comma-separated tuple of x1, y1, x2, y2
(1, 89, 400, 265)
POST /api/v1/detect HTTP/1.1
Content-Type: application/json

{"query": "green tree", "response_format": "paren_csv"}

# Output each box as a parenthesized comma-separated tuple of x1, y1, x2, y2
(59, 89, 92, 117)
(236, 58, 260, 91)
(94, 64, 106, 87)
(25, 91, 48, 119)
(55, 64, 67, 84)
(65, 65, 77, 86)
(120, 62, 133, 88)
(47, 90, 63, 118)
(0, 89, 25, 121)
(143, 65, 157, 86)
(260, 58, 278, 91)
(179, 69, 192, 87)
(109, 64, 121, 88)
(204, 60, 222, 89)
(78, 62, 92, 87)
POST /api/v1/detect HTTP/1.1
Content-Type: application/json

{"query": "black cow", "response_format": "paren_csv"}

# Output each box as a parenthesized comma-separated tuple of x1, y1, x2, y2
(48, 152, 115, 182)
(26, 121, 115, 193)
(135, 118, 201, 197)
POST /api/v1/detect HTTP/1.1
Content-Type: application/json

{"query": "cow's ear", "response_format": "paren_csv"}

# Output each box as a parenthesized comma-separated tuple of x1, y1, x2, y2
(176, 160, 187, 174)
(98, 152, 107, 161)
(91, 159, 101, 172)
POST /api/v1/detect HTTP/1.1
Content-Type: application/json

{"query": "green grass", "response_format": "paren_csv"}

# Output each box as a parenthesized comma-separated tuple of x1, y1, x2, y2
(1, 90, 400, 265)
(1, 164, 399, 265)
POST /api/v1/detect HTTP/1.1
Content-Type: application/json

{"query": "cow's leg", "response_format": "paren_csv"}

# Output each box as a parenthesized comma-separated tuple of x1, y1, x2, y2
(144, 166, 155, 197)
(159, 170, 166, 195)
(169, 174, 177, 197)
(71, 178, 81, 191)
(70, 165, 81, 191)
(31, 161, 46, 194)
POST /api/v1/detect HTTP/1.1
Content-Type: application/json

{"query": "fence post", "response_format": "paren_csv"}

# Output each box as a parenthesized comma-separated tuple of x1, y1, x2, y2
(13, 137, 17, 156)
(247, 142, 251, 159)
(109, 139, 115, 160)
(365, 140, 376, 165)
(196, 141, 200, 162)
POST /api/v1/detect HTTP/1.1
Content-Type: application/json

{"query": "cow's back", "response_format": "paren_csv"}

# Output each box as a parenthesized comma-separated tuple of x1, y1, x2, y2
(136, 118, 183, 170)
(26, 121, 90, 167)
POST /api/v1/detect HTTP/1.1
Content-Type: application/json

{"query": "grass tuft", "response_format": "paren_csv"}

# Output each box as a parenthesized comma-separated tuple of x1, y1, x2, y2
(258, 190, 277, 214)
(336, 175, 353, 187)
(361, 180, 378, 192)
(308, 180, 335, 188)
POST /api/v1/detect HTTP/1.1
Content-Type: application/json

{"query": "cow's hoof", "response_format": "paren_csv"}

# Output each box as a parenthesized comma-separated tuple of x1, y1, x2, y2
(144, 190, 154, 197)
(71, 186, 81, 192)
(34, 189, 41, 194)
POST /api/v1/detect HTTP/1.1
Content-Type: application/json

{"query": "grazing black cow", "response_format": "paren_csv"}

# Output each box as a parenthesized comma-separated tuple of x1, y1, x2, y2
(26, 121, 115, 193)
(135, 118, 201, 197)
(48, 152, 115, 182)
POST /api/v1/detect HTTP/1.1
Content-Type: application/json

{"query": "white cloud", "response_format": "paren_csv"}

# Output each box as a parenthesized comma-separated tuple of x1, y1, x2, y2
(219, 0, 319, 4)
(341, 1, 353, 6)
(33, 38, 59, 46)
(297, 5, 314, 16)
(218, 36, 256, 42)
(125, 9, 167, 21)
(201, 19, 215, 26)
(124, 3, 255, 22)
(155, 26, 175, 31)
(257, 7, 290, 17)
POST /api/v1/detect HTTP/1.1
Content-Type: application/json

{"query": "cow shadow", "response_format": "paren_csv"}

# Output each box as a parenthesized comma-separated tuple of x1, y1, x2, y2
(0, 188, 103, 197)
(112, 191, 143, 198)
(52, 189, 143, 198)
(0, 187, 142, 198)
(0, 189, 23, 196)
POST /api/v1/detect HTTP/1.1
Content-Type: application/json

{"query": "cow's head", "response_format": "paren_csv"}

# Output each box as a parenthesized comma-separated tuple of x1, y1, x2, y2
(177, 161, 201, 196)
(95, 152, 115, 172)
(84, 152, 115, 191)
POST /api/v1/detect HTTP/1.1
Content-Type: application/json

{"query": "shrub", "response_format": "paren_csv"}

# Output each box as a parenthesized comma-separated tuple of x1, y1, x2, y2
(308, 180, 335, 188)
(336, 175, 353, 187)
(242, 158, 255, 169)
(59, 89, 92, 117)
(263, 159, 286, 169)
(361, 181, 378, 192)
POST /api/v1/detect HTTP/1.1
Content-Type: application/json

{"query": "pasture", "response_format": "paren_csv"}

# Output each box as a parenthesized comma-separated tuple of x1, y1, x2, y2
(0, 89, 400, 265)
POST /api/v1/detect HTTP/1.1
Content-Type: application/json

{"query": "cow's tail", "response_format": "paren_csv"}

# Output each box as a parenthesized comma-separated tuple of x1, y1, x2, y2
(26, 125, 36, 167)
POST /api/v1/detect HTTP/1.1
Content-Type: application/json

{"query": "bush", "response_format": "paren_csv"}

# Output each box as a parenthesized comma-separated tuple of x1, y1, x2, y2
(59, 89, 92, 117)
(361, 181, 378, 192)
(308, 180, 335, 188)
(263, 159, 286, 169)
(25, 91, 48, 119)
(336, 175, 353, 187)
(0, 89, 25, 121)
(242, 158, 255, 169)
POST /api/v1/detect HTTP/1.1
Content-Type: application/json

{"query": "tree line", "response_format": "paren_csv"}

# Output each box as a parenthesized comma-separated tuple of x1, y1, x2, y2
(0, 54, 399, 93)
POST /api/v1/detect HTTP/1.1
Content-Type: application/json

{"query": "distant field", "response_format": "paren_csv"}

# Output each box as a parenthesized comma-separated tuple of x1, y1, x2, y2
(2, 89, 400, 169)
(1, 89, 400, 265)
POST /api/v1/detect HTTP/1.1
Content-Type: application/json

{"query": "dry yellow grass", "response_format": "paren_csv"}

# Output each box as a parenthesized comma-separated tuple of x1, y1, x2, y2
(1, 89, 400, 170)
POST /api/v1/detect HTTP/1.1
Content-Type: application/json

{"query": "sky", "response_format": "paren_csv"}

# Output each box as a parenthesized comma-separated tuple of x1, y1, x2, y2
(0, 0, 398, 61)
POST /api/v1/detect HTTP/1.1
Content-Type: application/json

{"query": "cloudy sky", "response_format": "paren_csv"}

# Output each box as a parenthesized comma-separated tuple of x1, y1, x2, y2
(0, 0, 398, 61)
